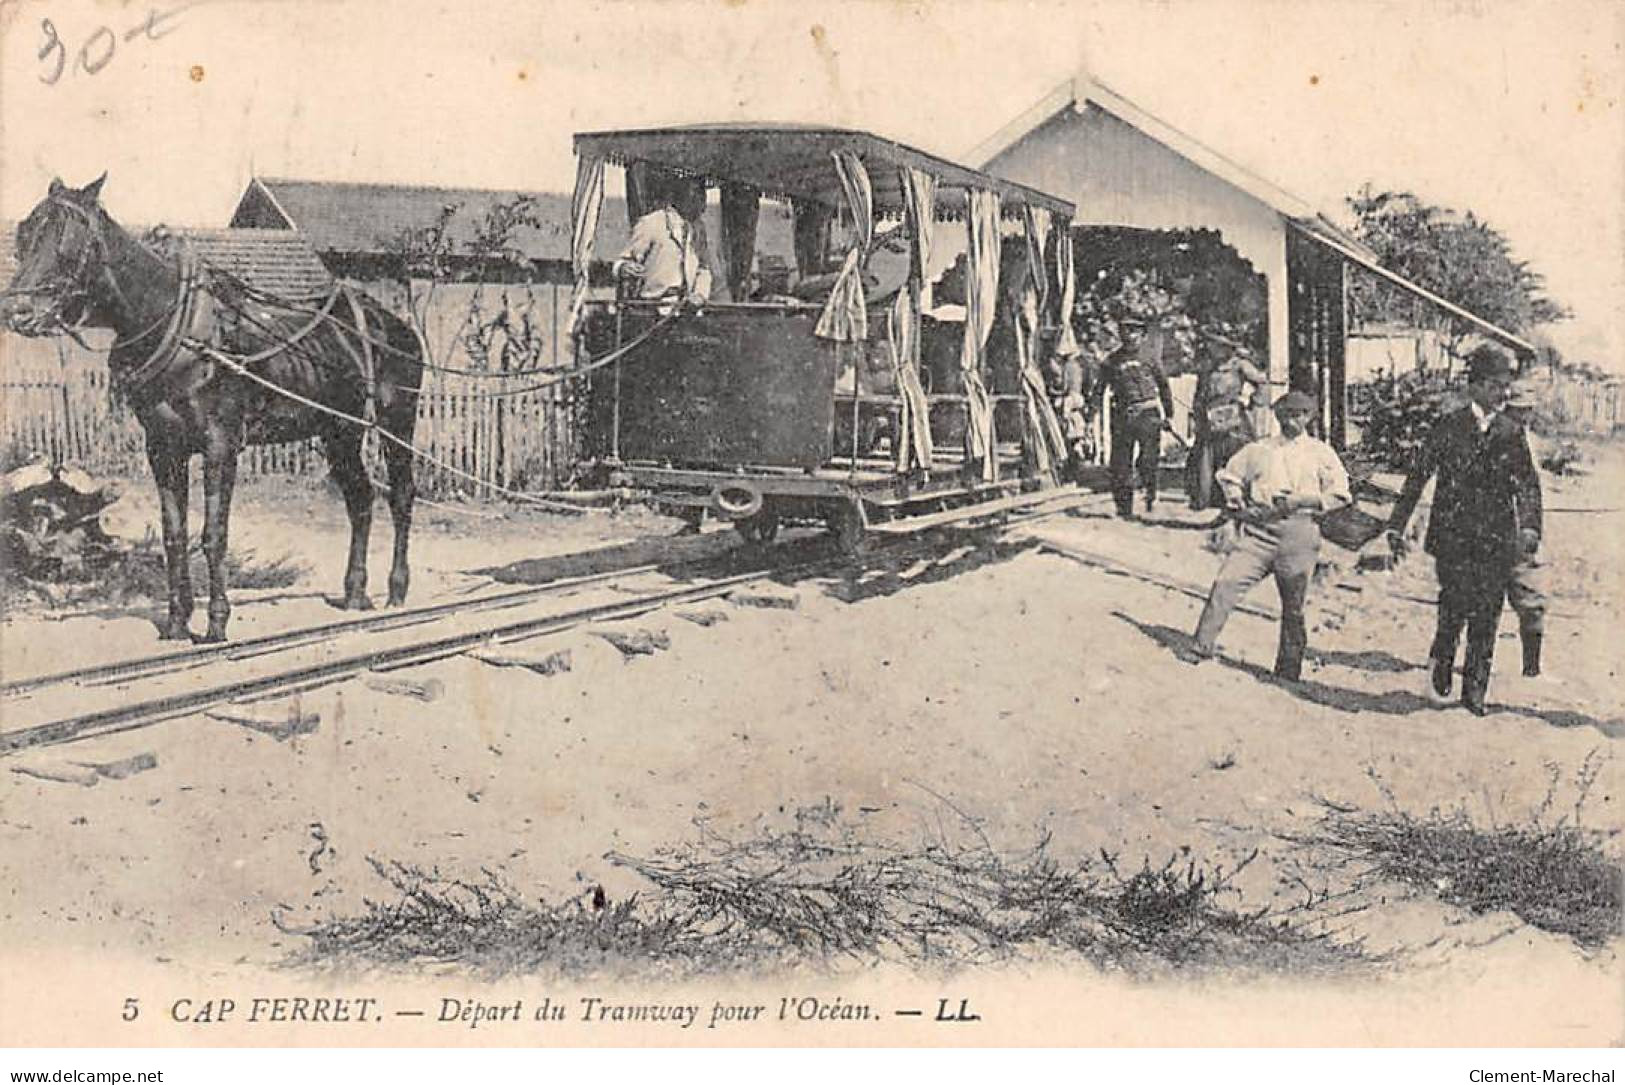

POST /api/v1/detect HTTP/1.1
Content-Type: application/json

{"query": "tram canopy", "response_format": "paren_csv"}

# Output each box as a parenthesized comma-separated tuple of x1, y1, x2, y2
(572, 124, 1075, 221)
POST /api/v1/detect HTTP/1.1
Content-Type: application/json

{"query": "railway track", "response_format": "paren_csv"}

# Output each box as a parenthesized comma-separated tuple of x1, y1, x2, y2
(0, 487, 1111, 756)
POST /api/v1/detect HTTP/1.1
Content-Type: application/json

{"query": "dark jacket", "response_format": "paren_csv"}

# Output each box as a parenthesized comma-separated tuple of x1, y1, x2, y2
(1388, 406, 1543, 566)
(1092, 344, 1173, 420)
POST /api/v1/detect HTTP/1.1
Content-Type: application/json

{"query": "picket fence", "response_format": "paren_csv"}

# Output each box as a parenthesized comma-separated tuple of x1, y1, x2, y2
(0, 332, 584, 495)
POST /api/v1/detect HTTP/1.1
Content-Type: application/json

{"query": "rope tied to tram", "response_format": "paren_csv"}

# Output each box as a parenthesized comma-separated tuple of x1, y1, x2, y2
(180, 309, 679, 515)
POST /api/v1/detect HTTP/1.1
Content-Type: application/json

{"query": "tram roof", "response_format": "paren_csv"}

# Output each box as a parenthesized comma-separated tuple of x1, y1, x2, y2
(573, 124, 1075, 221)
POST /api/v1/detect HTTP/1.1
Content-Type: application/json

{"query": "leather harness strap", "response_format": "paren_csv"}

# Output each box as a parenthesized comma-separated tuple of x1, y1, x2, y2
(336, 284, 379, 427)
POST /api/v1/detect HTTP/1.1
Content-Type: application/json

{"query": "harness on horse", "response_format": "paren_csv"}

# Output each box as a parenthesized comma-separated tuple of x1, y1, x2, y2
(128, 257, 380, 421)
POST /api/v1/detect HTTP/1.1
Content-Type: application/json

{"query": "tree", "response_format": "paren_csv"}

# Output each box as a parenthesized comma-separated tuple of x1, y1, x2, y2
(387, 196, 553, 374)
(1346, 185, 1569, 361)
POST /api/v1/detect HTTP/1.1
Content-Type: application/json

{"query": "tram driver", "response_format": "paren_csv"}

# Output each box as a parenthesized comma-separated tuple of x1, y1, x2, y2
(613, 176, 715, 310)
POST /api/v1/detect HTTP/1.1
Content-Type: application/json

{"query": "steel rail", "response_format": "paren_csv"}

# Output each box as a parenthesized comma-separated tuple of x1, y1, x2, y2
(0, 485, 1111, 755)
(0, 565, 786, 755)
(0, 563, 661, 699)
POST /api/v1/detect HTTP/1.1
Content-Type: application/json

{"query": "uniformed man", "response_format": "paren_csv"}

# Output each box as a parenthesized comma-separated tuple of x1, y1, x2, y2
(1091, 314, 1174, 518)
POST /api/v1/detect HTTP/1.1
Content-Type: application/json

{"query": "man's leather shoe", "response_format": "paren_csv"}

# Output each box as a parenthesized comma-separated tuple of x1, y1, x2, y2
(1430, 656, 1454, 698)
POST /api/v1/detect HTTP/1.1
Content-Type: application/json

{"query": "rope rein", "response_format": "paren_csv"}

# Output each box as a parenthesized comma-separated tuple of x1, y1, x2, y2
(187, 339, 613, 515)
(13, 199, 679, 512)
(179, 308, 677, 515)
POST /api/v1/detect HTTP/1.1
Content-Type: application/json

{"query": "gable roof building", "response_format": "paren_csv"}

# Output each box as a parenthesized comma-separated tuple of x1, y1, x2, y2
(970, 74, 1530, 445)
(229, 176, 798, 281)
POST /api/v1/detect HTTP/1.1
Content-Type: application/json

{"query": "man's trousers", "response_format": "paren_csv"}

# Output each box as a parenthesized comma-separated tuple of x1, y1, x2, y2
(1194, 515, 1322, 680)
(1432, 554, 1514, 694)
(1110, 406, 1164, 515)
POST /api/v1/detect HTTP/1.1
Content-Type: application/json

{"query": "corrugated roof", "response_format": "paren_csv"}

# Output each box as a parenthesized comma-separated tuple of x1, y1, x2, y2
(1, 224, 333, 298)
(238, 177, 575, 261)
(232, 176, 799, 265)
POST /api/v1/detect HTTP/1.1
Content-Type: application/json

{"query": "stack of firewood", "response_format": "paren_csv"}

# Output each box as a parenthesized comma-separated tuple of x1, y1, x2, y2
(1, 461, 125, 581)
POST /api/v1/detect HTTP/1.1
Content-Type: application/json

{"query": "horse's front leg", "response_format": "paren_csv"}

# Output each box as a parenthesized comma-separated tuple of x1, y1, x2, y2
(145, 441, 193, 640)
(198, 432, 241, 643)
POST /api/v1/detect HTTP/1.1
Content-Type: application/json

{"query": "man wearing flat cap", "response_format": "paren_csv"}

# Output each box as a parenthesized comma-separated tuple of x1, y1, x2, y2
(1186, 390, 1352, 681)
(1387, 344, 1544, 715)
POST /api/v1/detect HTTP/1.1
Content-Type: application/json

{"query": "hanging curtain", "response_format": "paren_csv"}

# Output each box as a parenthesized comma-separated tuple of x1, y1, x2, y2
(1025, 206, 1051, 316)
(624, 160, 665, 224)
(719, 183, 760, 302)
(891, 166, 936, 471)
(1017, 205, 1068, 477)
(1054, 223, 1080, 359)
(959, 188, 1001, 480)
(792, 200, 834, 281)
(814, 151, 874, 342)
(567, 154, 605, 335)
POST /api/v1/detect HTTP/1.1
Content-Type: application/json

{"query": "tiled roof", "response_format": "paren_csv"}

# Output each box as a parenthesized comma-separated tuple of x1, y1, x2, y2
(0, 224, 333, 298)
(174, 228, 334, 296)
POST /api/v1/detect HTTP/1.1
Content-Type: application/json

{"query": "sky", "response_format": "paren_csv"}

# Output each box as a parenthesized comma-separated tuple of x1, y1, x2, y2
(2, 0, 1620, 368)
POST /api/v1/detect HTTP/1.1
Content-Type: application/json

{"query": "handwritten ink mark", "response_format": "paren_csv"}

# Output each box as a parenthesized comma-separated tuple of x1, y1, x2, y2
(37, 18, 65, 85)
(79, 26, 115, 75)
(39, 2, 206, 86)
(125, 4, 188, 43)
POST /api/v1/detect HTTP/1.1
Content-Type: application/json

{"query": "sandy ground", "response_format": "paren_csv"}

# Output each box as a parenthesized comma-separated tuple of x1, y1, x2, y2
(0, 449, 1621, 1045)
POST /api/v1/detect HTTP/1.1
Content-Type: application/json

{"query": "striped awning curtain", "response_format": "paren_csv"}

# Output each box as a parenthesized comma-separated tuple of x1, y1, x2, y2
(568, 154, 606, 335)
(892, 166, 936, 471)
(1054, 225, 1080, 359)
(1025, 206, 1050, 314)
(1018, 205, 1067, 477)
(814, 151, 874, 343)
(959, 188, 1001, 480)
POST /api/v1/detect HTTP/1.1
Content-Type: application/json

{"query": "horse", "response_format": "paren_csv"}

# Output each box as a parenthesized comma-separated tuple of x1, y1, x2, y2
(0, 175, 424, 642)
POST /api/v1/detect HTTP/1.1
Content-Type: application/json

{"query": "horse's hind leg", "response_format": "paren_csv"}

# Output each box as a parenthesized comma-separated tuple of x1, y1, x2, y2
(324, 429, 374, 610)
(199, 432, 240, 643)
(382, 433, 414, 607)
(145, 440, 193, 640)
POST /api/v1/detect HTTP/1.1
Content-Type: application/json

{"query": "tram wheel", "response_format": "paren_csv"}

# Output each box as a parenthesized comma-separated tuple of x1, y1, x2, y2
(735, 512, 780, 545)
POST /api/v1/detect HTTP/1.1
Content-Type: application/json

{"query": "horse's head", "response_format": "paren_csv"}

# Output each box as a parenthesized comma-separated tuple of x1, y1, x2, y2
(2, 174, 113, 338)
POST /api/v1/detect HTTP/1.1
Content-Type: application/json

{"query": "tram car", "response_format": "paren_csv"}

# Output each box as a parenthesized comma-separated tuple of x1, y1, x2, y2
(568, 125, 1083, 549)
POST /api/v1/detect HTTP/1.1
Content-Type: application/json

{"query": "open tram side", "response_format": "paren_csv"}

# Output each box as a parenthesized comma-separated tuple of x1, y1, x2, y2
(568, 125, 1083, 549)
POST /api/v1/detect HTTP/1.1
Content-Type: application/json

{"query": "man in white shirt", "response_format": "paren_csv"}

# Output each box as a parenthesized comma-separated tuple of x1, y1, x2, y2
(1185, 390, 1352, 681)
(613, 183, 714, 307)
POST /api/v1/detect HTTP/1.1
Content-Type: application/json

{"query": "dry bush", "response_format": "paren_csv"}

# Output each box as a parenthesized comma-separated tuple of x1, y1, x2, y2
(1307, 808, 1620, 949)
(283, 802, 1365, 979)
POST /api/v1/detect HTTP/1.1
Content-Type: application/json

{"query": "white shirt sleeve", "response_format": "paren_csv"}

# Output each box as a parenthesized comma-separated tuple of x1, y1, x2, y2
(1317, 443, 1352, 512)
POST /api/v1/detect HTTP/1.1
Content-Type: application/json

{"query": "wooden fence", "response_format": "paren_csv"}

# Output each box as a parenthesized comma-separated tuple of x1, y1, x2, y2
(0, 329, 585, 495)
(1547, 370, 1623, 434)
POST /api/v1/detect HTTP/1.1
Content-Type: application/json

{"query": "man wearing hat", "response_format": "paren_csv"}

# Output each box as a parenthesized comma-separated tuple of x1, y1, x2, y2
(1091, 314, 1175, 518)
(1189, 331, 1271, 509)
(1185, 390, 1352, 681)
(1386, 345, 1544, 714)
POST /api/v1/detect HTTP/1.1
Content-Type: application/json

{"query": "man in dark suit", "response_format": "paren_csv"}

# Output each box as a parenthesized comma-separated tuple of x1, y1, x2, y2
(1091, 314, 1175, 518)
(1386, 345, 1544, 715)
